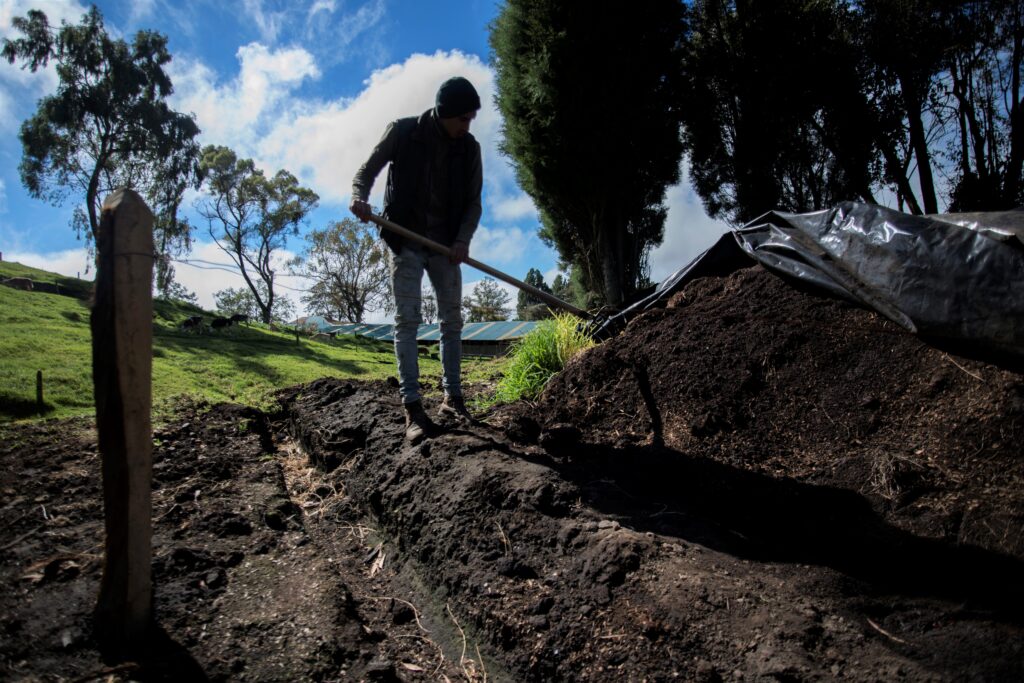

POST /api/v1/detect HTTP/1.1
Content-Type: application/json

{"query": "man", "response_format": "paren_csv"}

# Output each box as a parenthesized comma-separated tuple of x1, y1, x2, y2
(350, 76, 482, 443)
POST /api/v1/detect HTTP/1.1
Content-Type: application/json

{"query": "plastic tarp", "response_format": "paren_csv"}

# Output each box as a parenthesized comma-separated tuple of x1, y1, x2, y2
(594, 201, 1024, 361)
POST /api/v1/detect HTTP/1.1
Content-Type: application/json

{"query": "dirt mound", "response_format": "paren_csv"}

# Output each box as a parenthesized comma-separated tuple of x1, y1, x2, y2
(514, 266, 1024, 562)
(2, 264, 1022, 681)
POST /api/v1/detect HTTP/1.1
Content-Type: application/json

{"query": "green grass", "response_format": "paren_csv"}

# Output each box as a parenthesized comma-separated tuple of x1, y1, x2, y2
(0, 260, 471, 423)
(488, 313, 595, 405)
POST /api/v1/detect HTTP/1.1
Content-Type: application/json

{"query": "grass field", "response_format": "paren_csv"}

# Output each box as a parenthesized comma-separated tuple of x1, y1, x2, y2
(0, 261, 502, 423)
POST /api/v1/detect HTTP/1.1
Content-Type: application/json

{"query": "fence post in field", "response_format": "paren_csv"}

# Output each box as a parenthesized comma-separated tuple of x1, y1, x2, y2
(91, 188, 155, 654)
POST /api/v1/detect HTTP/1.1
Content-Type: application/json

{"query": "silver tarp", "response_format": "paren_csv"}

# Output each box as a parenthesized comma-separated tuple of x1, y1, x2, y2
(595, 202, 1024, 361)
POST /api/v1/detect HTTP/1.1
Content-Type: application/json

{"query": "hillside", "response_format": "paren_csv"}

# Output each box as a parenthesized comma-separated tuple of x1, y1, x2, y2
(0, 261, 418, 421)
(1, 262, 1021, 681)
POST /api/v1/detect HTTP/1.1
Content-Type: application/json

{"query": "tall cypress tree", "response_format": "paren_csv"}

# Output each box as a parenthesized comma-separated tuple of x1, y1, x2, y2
(490, 0, 688, 307)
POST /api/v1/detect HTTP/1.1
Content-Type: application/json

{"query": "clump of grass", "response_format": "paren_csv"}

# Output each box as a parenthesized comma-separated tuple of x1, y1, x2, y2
(491, 313, 595, 404)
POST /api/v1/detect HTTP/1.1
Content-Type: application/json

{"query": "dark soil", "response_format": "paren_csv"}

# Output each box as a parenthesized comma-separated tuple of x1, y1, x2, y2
(2, 264, 1023, 681)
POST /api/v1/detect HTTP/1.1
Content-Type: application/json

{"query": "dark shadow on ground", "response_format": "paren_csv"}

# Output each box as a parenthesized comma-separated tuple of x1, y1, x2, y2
(0, 394, 54, 420)
(98, 624, 208, 682)
(549, 442, 1024, 619)
(153, 329, 371, 379)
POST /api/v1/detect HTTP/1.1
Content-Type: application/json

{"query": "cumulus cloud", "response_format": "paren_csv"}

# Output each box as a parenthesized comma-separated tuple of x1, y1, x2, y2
(170, 43, 320, 152)
(648, 160, 731, 283)
(491, 192, 538, 223)
(469, 225, 540, 268)
(6, 247, 92, 280)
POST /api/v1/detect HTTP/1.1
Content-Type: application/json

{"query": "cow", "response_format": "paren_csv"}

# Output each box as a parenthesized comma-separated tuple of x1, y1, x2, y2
(180, 315, 203, 333)
(2, 277, 34, 291)
(229, 313, 249, 326)
(210, 316, 231, 330)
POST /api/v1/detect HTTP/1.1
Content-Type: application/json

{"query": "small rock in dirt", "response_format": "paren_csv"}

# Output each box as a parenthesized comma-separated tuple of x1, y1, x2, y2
(527, 615, 549, 630)
(203, 568, 226, 590)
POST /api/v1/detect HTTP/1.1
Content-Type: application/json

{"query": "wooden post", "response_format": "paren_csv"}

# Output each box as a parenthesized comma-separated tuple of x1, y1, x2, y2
(36, 370, 43, 413)
(91, 189, 155, 654)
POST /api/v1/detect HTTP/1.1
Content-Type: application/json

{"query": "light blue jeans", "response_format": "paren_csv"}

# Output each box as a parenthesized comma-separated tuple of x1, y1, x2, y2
(391, 245, 463, 404)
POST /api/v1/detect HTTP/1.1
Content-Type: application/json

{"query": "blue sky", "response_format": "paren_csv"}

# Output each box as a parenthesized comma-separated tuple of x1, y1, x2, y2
(0, 0, 729, 321)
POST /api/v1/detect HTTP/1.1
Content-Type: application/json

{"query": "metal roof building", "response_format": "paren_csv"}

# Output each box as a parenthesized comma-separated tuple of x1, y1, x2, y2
(296, 316, 540, 356)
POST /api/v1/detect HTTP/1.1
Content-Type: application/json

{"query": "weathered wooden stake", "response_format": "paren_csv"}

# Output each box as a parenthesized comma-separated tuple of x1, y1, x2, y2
(91, 189, 155, 654)
(36, 370, 43, 413)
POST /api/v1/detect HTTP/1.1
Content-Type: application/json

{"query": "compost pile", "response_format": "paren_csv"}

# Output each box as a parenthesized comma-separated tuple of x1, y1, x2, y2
(2, 264, 1022, 682)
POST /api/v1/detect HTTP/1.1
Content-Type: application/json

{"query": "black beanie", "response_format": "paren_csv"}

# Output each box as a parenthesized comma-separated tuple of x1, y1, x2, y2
(435, 77, 481, 119)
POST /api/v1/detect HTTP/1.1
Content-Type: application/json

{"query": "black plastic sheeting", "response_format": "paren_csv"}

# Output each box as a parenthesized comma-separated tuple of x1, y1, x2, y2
(592, 201, 1024, 362)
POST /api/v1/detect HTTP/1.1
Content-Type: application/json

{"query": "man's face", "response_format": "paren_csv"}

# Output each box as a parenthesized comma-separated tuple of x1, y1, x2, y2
(440, 110, 476, 139)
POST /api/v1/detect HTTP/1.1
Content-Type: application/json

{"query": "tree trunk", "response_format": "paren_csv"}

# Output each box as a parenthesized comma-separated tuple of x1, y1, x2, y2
(1006, 5, 1024, 204)
(599, 216, 623, 307)
(902, 80, 939, 214)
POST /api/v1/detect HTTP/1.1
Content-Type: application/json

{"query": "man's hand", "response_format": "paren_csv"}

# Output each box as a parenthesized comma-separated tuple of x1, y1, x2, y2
(450, 241, 469, 265)
(350, 199, 372, 222)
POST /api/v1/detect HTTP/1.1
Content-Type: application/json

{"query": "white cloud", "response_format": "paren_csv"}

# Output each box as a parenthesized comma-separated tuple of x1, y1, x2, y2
(254, 50, 524, 219)
(6, 247, 92, 280)
(243, 0, 287, 44)
(304, 0, 385, 65)
(126, 0, 157, 26)
(170, 42, 320, 152)
(468, 225, 537, 268)
(0, 178, 6, 213)
(490, 192, 537, 222)
(649, 160, 731, 283)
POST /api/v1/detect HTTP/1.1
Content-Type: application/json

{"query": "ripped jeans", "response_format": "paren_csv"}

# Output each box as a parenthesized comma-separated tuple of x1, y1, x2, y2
(390, 244, 463, 404)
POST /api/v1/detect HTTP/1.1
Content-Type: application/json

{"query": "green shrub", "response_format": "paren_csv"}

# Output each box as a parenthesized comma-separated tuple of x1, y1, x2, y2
(492, 313, 595, 404)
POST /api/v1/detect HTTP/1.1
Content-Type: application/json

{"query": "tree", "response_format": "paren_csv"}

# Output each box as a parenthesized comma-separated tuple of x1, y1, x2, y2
(421, 290, 438, 324)
(214, 285, 295, 323)
(197, 145, 318, 324)
(2, 6, 202, 255)
(294, 219, 389, 323)
(490, 0, 688, 306)
(683, 0, 884, 225)
(214, 287, 262, 319)
(157, 280, 198, 306)
(462, 277, 512, 322)
(516, 267, 554, 320)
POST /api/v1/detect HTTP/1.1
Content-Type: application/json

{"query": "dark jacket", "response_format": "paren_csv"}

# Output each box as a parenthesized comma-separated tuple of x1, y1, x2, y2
(352, 109, 483, 253)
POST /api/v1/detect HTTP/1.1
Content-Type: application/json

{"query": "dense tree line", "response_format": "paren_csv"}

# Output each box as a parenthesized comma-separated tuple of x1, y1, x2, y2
(493, 0, 1024, 308)
(682, 0, 1023, 224)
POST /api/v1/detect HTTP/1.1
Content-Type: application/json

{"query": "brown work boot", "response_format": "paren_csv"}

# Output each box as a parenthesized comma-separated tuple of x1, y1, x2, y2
(438, 394, 473, 421)
(403, 400, 435, 444)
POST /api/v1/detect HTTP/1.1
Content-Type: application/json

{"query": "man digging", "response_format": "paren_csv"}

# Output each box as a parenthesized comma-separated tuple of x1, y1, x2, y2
(350, 76, 483, 443)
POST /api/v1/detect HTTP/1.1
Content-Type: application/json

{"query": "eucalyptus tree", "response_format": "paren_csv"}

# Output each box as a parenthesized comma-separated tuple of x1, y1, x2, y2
(2, 6, 202, 270)
(295, 218, 390, 324)
(197, 146, 318, 324)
